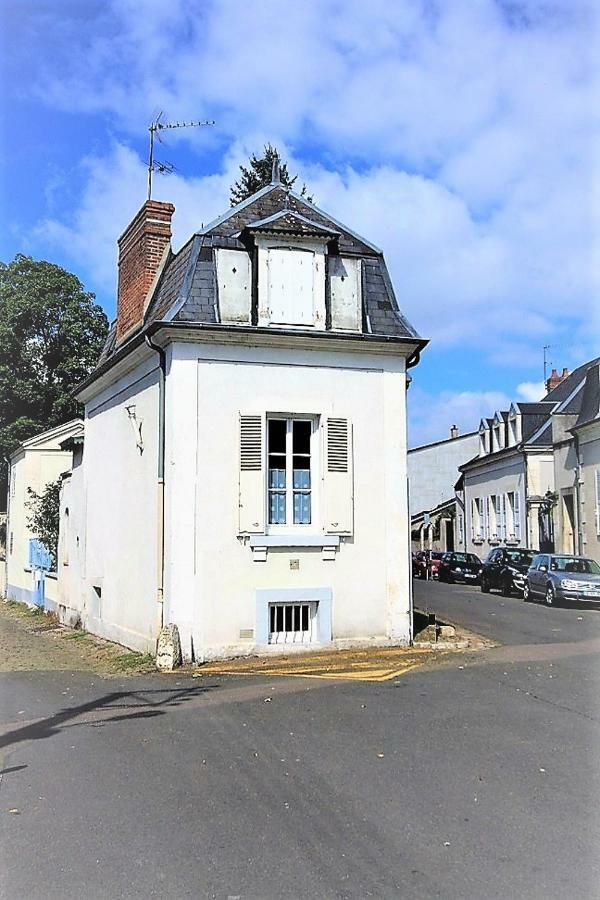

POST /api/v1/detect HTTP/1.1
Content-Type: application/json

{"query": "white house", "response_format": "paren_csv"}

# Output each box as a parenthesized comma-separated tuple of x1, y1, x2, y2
(457, 359, 598, 558)
(6, 419, 83, 608)
(408, 427, 478, 551)
(58, 169, 425, 661)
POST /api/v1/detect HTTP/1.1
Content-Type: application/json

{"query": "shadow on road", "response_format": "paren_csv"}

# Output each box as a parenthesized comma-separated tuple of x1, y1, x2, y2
(0, 684, 216, 751)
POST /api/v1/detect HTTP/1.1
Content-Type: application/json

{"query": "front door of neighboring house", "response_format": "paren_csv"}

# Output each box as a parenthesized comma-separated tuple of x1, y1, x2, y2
(562, 493, 576, 554)
(445, 519, 454, 551)
(538, 506, 554, 554)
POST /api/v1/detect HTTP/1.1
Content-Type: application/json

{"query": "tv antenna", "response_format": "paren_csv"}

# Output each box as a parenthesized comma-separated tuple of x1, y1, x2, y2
(147, 112, 215, 200)
(543, 344, 554, 384)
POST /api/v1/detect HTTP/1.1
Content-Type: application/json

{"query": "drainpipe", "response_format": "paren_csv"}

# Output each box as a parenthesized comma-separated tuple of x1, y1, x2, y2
(573, 432, 582, 555)
(4, 457, 10, 598)
(145, 333, 166, 634)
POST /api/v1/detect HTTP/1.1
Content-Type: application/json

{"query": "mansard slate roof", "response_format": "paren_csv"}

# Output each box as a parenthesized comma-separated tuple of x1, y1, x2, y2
(572, 361, 600, 429)
(98, 182, 422, 366)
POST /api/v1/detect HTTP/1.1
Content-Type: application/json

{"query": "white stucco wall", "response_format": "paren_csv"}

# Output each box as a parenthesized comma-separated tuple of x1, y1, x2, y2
(462, 450, 554, 557)
(78, 358, 160, 652)
(163, 340, 411, 661)
(6, 423, 81, 607)
(408, 432, 478, 516)
(578, 422, 600, 562)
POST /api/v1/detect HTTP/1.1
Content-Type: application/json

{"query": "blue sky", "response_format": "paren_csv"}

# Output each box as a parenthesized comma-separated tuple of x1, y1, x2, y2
(1, 0, 597, 445)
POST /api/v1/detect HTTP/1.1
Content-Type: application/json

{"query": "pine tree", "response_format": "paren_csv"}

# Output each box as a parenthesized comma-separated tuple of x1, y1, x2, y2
(230, 144, 312, 206)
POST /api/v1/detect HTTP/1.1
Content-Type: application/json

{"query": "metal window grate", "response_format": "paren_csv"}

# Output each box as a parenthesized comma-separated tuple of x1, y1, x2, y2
(269, 602, 316, 644)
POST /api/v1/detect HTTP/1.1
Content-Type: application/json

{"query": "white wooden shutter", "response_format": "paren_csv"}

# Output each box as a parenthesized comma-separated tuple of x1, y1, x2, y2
(238, 414, 265, 533)
(514, 491, 521, 539)
(595, 469, 600, 536)
(499, 494, 506, 540)
(323, 417, 353, 534)
(483, 497, 489, 540)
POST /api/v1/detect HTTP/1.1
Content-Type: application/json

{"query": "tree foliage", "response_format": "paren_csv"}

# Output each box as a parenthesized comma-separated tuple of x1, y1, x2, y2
(26, 477, 62, 566)
(230, 143, 313, 206)
(0, 254, 109, 507)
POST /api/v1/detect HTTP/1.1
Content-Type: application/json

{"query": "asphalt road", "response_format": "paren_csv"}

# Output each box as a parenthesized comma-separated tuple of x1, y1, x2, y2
(1, 585, 599, 900)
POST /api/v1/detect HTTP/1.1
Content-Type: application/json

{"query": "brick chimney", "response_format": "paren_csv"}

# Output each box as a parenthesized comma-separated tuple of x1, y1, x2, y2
(450, 424, 459, 439)
(116, 200, 175, 343)
(545, 367, 569, 394)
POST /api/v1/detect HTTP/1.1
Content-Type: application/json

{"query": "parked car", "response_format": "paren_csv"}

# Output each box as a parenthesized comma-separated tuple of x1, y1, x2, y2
(412, 551, 427, 579)
(438, 552, 482, 584)
(429, 551, 444, 579)
(524, 554, 600, 605)
(480, 547, 536, 596)
(412, 550, 444, 579)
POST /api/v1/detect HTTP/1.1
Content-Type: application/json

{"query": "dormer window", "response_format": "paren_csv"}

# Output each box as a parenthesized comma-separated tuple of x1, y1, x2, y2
(255, 237, 327, 328)
(508, 404, 520, 446)
(479, 421, 489, 456)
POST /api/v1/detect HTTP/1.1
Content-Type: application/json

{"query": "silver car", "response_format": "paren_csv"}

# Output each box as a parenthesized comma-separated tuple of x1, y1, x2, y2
(524, 553, 600, 605)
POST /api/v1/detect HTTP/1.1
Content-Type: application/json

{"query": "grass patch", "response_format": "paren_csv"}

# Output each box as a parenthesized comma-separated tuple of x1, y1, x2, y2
(23, 606, 45, 617)
(63, 630, 89, 642)
(113, 652, 155, 672)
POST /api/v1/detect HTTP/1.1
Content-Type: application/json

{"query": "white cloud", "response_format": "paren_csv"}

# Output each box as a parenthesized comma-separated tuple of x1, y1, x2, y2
(20, 0, 597, 368)
(516, 381, 545, 402)
(408, 387, 512, 447)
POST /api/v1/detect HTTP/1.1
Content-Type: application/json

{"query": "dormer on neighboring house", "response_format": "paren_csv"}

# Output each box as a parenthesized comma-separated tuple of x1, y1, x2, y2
(478, 419, 490, 456)
(492, 411, 508, 453)
(507, 403, 522, 446)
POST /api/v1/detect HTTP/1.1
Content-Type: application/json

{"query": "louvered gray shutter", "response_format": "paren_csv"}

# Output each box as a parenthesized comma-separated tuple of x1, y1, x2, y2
(239, 414, 265, 533)
(323, 417, 353, 534)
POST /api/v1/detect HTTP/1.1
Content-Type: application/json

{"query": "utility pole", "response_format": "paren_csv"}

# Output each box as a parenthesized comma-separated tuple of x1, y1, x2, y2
(147, 112, 215, 200)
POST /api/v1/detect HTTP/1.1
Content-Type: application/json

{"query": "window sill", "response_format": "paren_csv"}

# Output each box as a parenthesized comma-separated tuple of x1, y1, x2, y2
(248, 534, 340, 561)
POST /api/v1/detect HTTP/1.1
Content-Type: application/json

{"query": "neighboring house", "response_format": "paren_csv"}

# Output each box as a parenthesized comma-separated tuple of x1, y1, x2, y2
(457, 359, 599, 558)
(5, 419, 83, 608)
(552, 360, 600, 562)
(58, 168, 425, 660)
(408, 427, 478, 551)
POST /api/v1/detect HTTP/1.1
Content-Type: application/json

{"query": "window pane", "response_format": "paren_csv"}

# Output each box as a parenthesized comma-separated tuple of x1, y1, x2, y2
(268, 419, 286, 454)
(269, 492, 286, 524)
(269, 468, 286, 489)
(293, 420, 311, 454)
(293, 467, 310, 489)
(293, 492, 311, 525)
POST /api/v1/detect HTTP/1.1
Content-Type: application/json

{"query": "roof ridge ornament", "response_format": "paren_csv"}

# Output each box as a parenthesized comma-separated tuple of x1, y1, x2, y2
(271, 155, 281, 185)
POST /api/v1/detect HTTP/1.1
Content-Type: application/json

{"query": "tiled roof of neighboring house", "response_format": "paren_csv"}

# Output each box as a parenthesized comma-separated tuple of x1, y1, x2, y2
(515, 402, 554, 414)
(543, 356, 600, 404)
(96, 181, 422, 367)
(573, 362, 600, 428)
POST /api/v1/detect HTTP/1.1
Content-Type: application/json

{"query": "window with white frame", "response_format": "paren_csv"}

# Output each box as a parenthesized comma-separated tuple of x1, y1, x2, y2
(514, 490, 521, 539)
(267, 417, 314, 527)
(483, 496, 490, 540)
(238, 412, 352, 538)
(458, 513, 464, 545)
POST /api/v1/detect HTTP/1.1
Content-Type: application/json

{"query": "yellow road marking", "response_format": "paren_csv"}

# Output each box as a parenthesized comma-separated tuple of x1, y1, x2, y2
(198, 660, 427, 683)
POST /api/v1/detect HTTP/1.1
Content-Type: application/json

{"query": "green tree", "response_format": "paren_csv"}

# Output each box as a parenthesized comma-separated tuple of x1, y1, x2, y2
(26, 477, 62, 566)
(230, 143, 313, 206)
(0, 254, 108, 508)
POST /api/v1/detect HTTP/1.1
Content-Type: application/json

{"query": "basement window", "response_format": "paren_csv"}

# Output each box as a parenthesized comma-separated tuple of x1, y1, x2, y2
(269, 601, 316, 644)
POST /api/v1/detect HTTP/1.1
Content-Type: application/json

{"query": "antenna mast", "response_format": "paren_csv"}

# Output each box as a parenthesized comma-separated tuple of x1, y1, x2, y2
(543, 344, 553, 385)
(147, 113, 215, 200)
